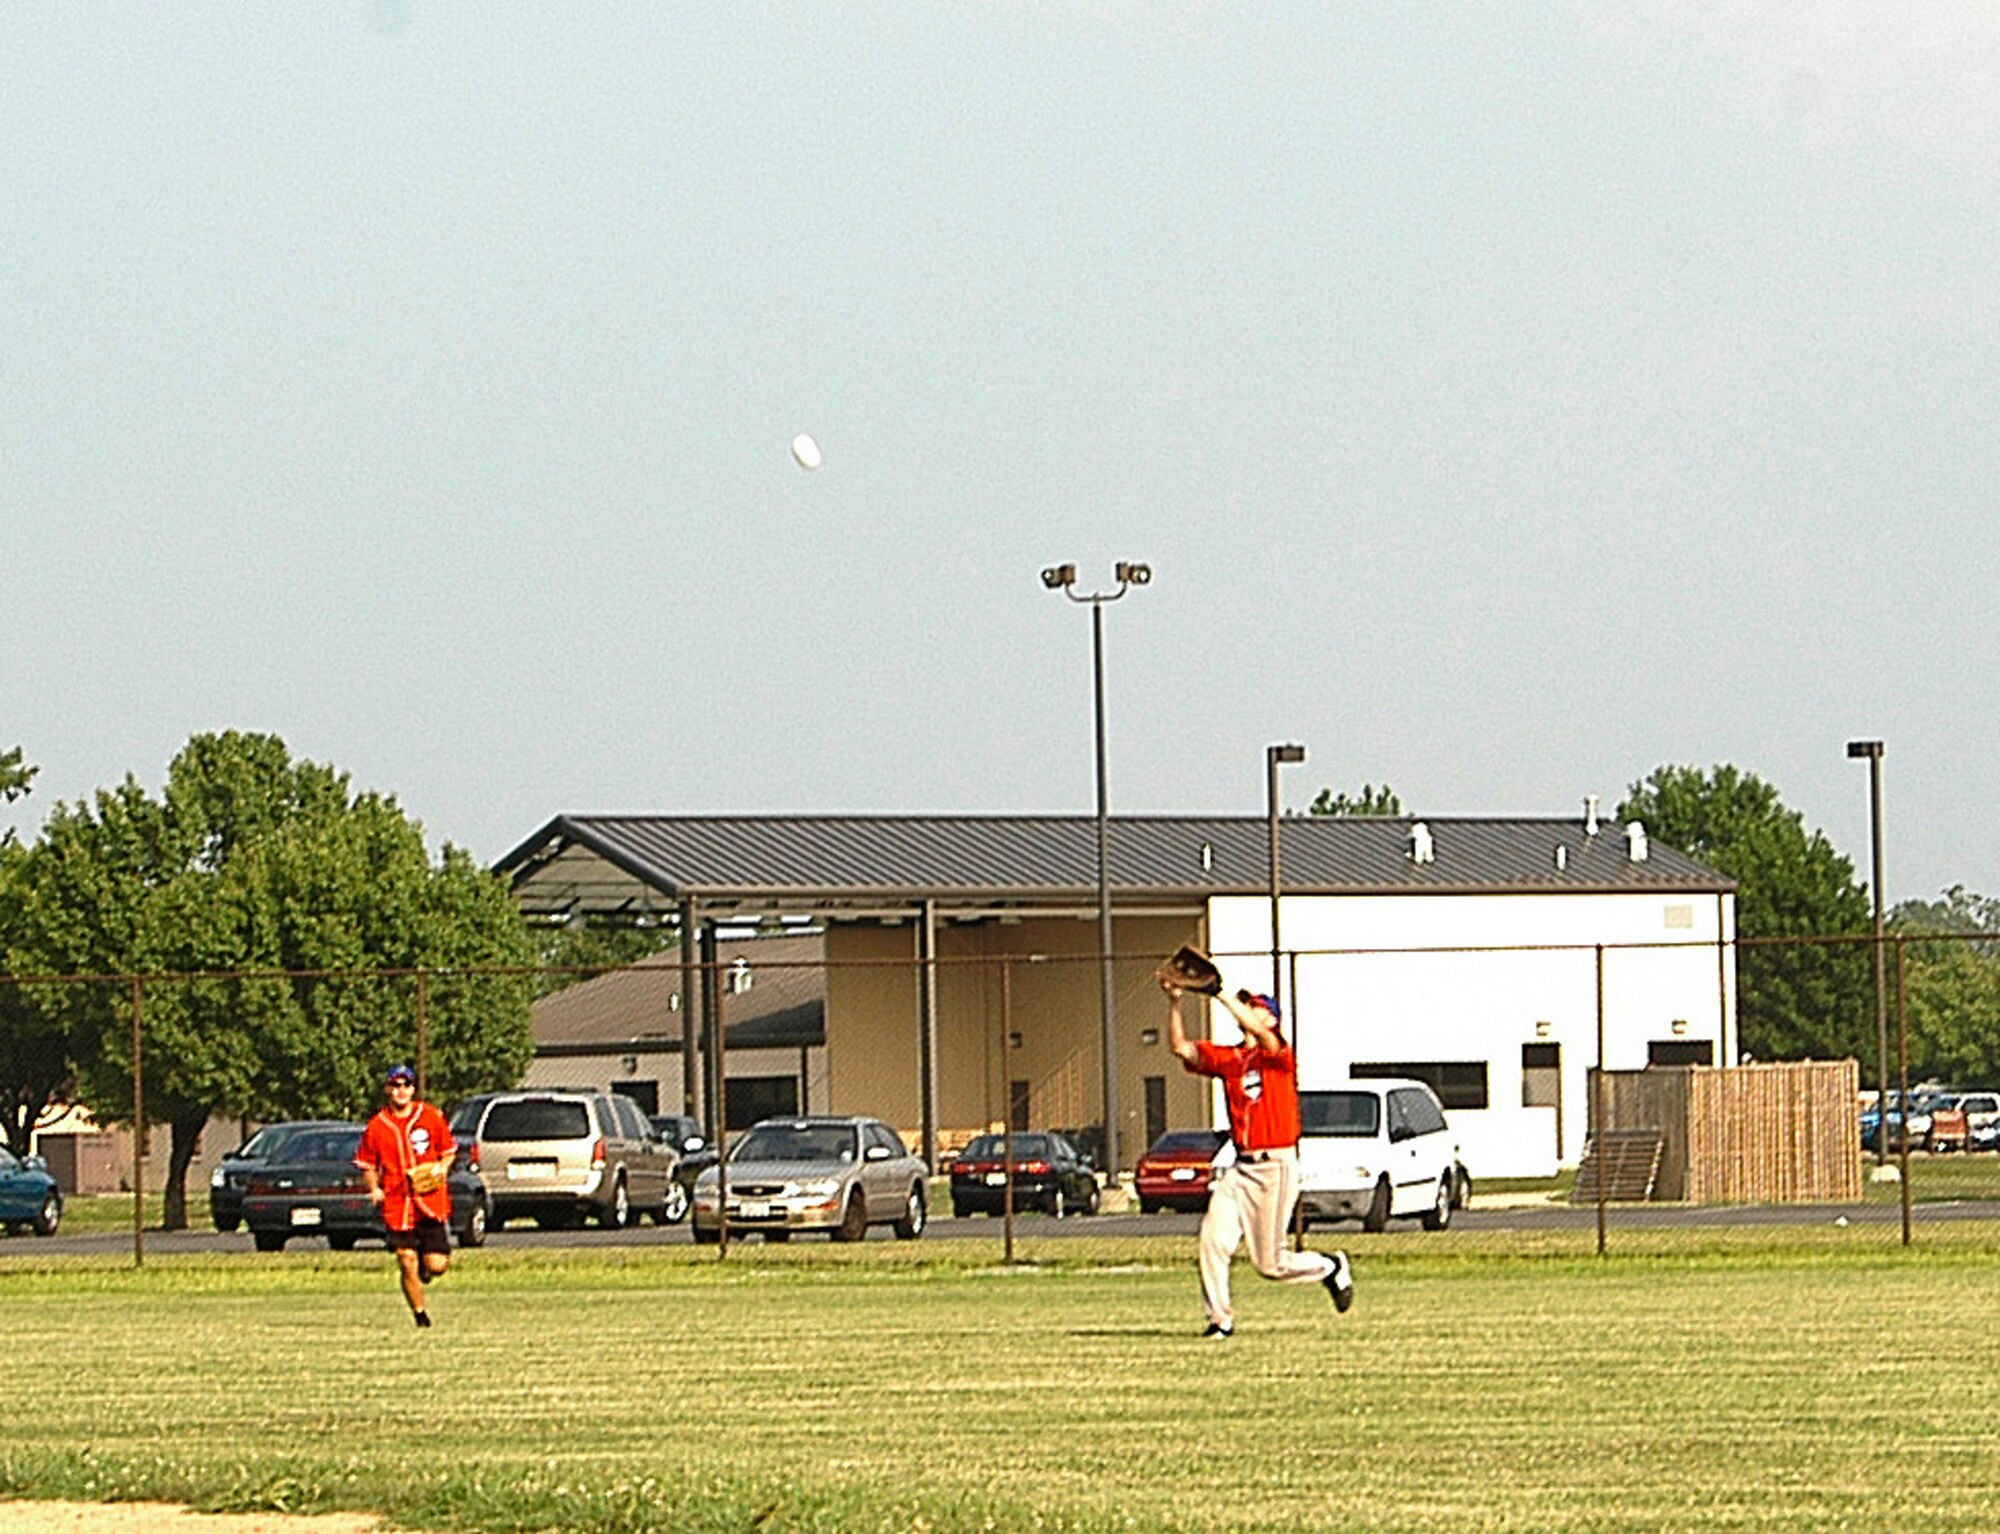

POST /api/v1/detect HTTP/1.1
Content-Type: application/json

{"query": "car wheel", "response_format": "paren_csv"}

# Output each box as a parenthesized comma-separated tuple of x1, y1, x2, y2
(253, 1232, 288, 1252)
(1421, 1174, 1453, 1231)
(1452, 1166, 1472, 1210)
(832, 1191, 867, 1242)
(951, 1201, 971, 1219)
(894, 1183, 926, 1240)
(692, 1221, 719, 1245)
(32, 1191, 61, 1238)
(1079, 1180, 1100, 1216)
(1362, 1177, 1392, 1233)
(661, 1182, 689, 1225)
(461, 1197, 488, 1249)
(1139, 1198, 1160, 1214)
(212, 1216, 241, 1234)
(1051, 1186, 1066, 1220)
(600, 1177, 630, 1230)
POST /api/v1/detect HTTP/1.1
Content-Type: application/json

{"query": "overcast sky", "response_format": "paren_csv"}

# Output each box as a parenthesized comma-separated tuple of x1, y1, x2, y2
(5, 4, 1996, 908)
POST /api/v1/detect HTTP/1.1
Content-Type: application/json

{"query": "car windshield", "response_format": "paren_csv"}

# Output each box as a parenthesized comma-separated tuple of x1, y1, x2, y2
(1300, 1091, 1382, 1138)
(482, 1100, 592, 1142)
(731, 1124, 857, 1164)
(1148, 1130, 1224, 1154)
(284, 1128, 364, 1162)
(448, 1099, 489, 1135)
(960, 1134, 1052, 1160)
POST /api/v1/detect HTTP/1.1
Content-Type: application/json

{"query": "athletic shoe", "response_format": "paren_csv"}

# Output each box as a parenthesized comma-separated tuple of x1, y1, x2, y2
(1201, 1322, 1233, 1340)
(414, 1310, 432, 1329)
(1325, 1250, 1354, 1314)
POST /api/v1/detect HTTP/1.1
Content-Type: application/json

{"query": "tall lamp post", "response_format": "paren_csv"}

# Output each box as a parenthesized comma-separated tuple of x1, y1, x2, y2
(1266, 744, 1306, 1013)
(1042, 559, 1151, 1182)
(1846, 739, 1889, 1163)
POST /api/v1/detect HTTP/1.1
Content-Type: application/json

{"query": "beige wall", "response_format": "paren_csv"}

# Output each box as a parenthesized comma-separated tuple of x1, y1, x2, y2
(824, 913, 1215, 1165)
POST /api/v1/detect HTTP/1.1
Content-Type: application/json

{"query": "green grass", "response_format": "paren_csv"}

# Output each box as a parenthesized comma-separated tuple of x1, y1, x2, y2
(4, 1231, 2000, 1533)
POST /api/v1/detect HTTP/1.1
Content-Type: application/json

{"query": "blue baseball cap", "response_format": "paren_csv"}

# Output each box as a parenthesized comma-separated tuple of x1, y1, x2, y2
(385, 1063, 416, 1085)
(1238, 990, 1282, 1023)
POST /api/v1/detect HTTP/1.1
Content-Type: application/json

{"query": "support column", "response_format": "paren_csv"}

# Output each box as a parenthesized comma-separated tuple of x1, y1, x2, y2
(679, 899, 699, 1118)
(699, 920, 722, 1142)
(918, 899, 939, 1171)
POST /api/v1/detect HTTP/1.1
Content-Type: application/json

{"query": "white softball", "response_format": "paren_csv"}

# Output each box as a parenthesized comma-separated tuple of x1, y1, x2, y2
(790, 433, 823, 471)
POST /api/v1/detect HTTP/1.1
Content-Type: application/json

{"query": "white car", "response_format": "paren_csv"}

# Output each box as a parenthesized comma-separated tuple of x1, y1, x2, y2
(1295, 1079, 1464, 1232)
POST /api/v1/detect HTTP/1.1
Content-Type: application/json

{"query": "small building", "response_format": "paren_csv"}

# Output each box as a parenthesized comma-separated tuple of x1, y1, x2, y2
(498, 807, 1735, 1178)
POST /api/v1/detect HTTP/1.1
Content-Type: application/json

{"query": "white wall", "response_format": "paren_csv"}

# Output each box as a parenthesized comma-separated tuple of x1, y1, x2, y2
(1208, 889, 1736, 1177)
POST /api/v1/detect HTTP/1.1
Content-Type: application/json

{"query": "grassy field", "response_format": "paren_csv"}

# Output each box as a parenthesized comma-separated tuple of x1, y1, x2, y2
(4, 1228, 2000, 1534)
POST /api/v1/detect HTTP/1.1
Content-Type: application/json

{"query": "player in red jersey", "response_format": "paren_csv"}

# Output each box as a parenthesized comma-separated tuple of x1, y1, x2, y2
(1162, 977, 1353, 1338)
(355, 1063, 456, 1328)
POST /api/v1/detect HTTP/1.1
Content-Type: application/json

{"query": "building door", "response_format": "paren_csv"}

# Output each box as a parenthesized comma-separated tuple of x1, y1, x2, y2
(1009, 1080, 1031, 1133)
(725, 1076, 799, 1132)
(1143, 1077, 1167, 1149)
(1522, 1042, 1562, 1161)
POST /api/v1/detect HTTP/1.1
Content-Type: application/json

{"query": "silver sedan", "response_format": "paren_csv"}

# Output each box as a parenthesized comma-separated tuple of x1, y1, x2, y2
(691, 1116, 928, 1243)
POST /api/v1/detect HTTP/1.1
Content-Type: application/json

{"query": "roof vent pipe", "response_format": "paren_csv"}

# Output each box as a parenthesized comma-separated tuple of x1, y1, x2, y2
(1554, 844, 1567, 872)
(1408, 822, 1435, 865)
(1199, 842, 1213, 872)
(1584, 795, 1601, 836)
(1625, 821, 1649, 863)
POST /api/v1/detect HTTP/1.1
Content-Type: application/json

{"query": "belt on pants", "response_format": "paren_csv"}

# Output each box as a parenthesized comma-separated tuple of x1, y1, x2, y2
(1237, 1149, 1285, 1163)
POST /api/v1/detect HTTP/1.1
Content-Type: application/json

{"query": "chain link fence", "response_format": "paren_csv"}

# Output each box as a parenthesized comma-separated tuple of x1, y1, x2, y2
(4, 929, 1997, 1267)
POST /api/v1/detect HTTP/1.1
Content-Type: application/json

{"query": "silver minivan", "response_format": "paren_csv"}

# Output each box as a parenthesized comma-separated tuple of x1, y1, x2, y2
(471, 1090, 682, 1230)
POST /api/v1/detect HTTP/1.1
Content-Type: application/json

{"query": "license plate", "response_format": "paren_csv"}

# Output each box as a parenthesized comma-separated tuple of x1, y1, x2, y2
(737, 1201, 772, 1219)
(1170, 1168, 1198, 1181)
(506, 1161, 556, 1182)
(984, 1172, 1007, 1186)
(290, 1206, 322, 1227)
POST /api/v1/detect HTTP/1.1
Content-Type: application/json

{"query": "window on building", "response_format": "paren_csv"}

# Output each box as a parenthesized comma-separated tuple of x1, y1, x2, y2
(1350, 1060, 1489, 1111)
(1009, 1079, 1031, 1133)
(1647, 1040, 1713, 1067)
(724, 1075, 799, 1130)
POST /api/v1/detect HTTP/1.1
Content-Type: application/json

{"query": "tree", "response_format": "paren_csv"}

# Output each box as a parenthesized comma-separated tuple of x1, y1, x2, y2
(0, 746, 33, 805)
(10, 731, 537, 1227)
(1617, 765, 1871, 1063)
(0, 837, 76, 1158)
(1307, 784, 1403, 817)
(532, 918, 682, 998)
(1890, 888, 2000, 1085)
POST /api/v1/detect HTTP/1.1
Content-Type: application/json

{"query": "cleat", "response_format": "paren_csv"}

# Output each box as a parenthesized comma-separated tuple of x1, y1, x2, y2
(414, 1310, 432, 1329)
(1325, 1250, 1354, 1314)
(1201, 1322, 1233, 1340)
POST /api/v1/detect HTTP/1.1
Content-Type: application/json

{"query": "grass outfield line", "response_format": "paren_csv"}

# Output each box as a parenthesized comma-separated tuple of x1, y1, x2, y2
(3, 1232, 1999, 1534)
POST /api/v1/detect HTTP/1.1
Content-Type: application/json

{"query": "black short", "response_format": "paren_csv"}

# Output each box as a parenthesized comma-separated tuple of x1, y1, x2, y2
(387, 1219, 451, 1257)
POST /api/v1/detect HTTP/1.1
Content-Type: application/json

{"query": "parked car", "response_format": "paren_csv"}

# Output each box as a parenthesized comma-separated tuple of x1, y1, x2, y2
(0, 1145, 62, 1237)
(691, 1115, 928, 1243)
(1859, 1092, 1937, 1153)
(651, 1112, 714, 1217)
(1295, 1079, 1461, 1232)
(209, 1119, 354, 1233)
(948, 1131, 1101, 1218)
(471, 1090, 681, 1230)
(240, 1123, 488, 1252)
(1133, 1128, 1229, 1214)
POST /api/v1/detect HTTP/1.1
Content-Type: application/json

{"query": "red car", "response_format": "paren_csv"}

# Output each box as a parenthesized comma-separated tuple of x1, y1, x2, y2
(1134, 1128, 1228, 1213)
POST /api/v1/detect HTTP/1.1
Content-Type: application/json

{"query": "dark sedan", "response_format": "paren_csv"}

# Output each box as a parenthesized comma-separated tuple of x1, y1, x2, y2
(241, 1123, 488, 1252)
(949, 1131, 1100, 1218)
(0, 1146, 62, 1237)
(209, 1119, 352, 1233)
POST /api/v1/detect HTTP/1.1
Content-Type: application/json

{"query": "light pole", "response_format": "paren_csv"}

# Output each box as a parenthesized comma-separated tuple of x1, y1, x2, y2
(1041, 559, 1151, 1182)
(1846, 739, 1889, 1163)
(1266, 744, 1306, 1013)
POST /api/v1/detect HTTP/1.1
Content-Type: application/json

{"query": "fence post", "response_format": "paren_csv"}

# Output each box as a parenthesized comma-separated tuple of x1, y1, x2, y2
(131, 975, 144, 1270)
(1594, 945, 1606, 1258)
(1002, 958, 1016, 1266)
(715, 952, 729, 1260)
(1896, 936, 1912, 1248)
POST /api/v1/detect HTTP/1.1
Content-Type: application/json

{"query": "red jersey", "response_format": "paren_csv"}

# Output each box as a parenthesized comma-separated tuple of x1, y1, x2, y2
(1184, 1039, 1301, 1153)
(355, 1102, 455, 1231)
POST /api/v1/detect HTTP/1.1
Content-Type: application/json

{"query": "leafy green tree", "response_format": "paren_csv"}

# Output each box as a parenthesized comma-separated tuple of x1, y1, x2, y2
(0, 746, 33, 805)
(1891, 888, 2000, 1084)
(532, 919, 682, 997)
(0, 836, 76, 1158)
(1307, 784, 1403, 817)
(10, 731, 536, 1227)
(1618, 765, 1871, 1063)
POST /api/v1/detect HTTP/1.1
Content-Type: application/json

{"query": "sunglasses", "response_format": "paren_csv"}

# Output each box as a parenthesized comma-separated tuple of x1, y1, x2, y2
(386, 1079, 415, 1089)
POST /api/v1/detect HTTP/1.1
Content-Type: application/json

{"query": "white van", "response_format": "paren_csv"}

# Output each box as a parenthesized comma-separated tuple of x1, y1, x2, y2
(1295, 1078, 1464, 1232)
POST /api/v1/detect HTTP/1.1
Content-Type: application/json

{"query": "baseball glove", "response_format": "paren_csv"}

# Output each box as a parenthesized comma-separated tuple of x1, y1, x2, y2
(407, 1159, 451, 1196)
(1157, 944, 1224, 996)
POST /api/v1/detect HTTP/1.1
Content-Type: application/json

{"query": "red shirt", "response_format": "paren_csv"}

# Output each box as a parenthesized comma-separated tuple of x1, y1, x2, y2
(1184, 1039, 1302, 1152)
(355, 1102, 455, 1231)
